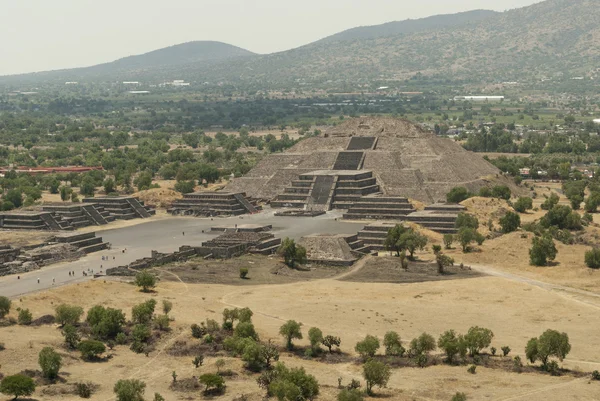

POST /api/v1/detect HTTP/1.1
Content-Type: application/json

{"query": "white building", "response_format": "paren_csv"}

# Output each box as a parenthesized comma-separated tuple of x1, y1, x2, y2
(454, 96, 505, 102)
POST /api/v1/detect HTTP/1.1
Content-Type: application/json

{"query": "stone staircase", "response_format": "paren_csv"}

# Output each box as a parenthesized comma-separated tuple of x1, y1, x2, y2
(347, 137, 377, 150)
(53, 232, 110, 254)
(356, 223, 397, 251)
(343, 234, 371, 255)
(83, 197, 155, 220)
(43, 204, 113, 228)
(333, 151, 364, 170)
(342, 196, 416, 220)
(271, 171, 380, 210)
(0, 211, 68, 231)
(81, 204, 109, 225)
(169, 192, 261, 217)
(404, 204, 466, 234)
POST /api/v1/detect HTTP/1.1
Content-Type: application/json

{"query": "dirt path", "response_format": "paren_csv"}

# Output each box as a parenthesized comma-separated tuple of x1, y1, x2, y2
(470, 263, 600, 310)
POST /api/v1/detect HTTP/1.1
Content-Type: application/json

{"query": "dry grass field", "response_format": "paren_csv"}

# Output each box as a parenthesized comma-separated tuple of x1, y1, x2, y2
(1, 250, 600, 401)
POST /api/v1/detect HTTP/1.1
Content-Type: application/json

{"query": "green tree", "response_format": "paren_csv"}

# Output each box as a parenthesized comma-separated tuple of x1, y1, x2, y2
(541, 193, 560, 210)
(87, 306, 126, 339)
(362, 360, 391, 395)
(267, 363, 319, 401)
(60, 186, 73, 201)
(18, 309, 32, 325)
(134, 271, 157, 292)
(447, 187, 471, 203)
(443, 234, 454, 249)
(80, 176, 96, 197)
(131, 299, 157, 325)
(525, 330, 571, 369)
(410, 333, 436, 357)
(384, 224, 407, 256)
(585, 248, 600, 269)
(114, 379, 146, 401)
(134, 171, 153, 191)
(62, 324, 80, 349)
(54, 304, 84, 327)
(398, 230, 428, 259)
(514, 197, 533, 213)
(0, 296, 11, 318)
(321, 335, 341, 353)
(0, 374, 36, 400)
(199, 373, 225, 393)
(451, 392, 468, 401)
(78, 340, 106, 360)
(499, 211, 521, 233)
(355, 335, 380, 360)
(436, 252, 454, 274)
(464, 326, 494, 357)
(455, 213, 479, 230)
(491, 185, 511, 200)
(103, 178, 116, 194)
(235, 321, 259, 341)
(5, 189, 23, 208)
(279, 320, 303, 350)
(457, 227, 476, 252)
(277, 238, 307, 267)
(174, 180, 195, 194)
(585, 192, 600, 213)
(38, 347, 62, 379)
(529, 235, 558, 266)
(383, 331, 405, 356)
(308, 327, 323, 353)
(438, 330, 467, 364)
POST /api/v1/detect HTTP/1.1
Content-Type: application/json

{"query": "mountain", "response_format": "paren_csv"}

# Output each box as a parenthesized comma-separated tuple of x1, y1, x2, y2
(317, 10, 499, 43)
(0, 41, 256, 83)
(203, 0, 599, 86)
(86, 41, 256, 73)
(2, 0, 599, 88)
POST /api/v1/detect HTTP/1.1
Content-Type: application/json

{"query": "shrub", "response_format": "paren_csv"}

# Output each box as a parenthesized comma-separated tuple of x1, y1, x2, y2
(131, 299, 156, 325)
(0, 374, 36, 399)
(500, 211, 521, 233)
(239, 267, 249, 279)
(452, 392, 467, 401)
(199, 374, 225, 393)
(131, 324, 151, 344)
(277, 238, 307, 267)
(491, 185, 511, 200)
(279, 320, 302, 350)
(162, 300, 173, 315)
(338, 389, 363, 401)
(308, 327, 323, 353)
(322, 335, 341, 353)
(438, 330, 466, 364)
(18, 309, 32, 325)
(457, 227, 477, 252)
(134, 271, 157, 292)
(529, 235, 558, 266)
(76, 382, 93, 398)
(154, 314, 170, 331)
(501, 346, 511, 356)
(514, 197, 533, 213)
(267, 363, 319, 400)
(467, 365, 477, 374)
(39, 347, 62, 379)
(513, 356, 523, 372)
(362, 360, 391, 395)
(490, 347, 497, 356)
(114, 379, 146, 401)
(591, 370, 600, 381)
(355, 335, 380, 360)
(474, 231, 486, 246)
(78, 340, 106, 360)
(235, 321, 259, 341)
(192, 355, 204, 368)
(87, 306, 126, 340)
(383, 331, 405, 356)
(541, 193, 559, 210)
(116, 332, 128, 345)
(410, 333, 436, 357)
(455, 213, 479, 230)
(585, 192, 600, 213)
(443, 234, 454, 249)
(447, 187, 472, 203)
(0, 296, 11, 319)
(585, 248, 600, 269)
(62, 324, 80, 349)
(540, 205, 582, 230)
(191, 324, 204, 338)
(55, 304, 84, 327)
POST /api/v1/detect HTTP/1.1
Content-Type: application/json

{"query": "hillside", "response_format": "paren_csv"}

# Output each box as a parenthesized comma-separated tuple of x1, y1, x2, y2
(317, 9, 498, 43)
(2, 0, 599, 87)
(206, 0, 600, 86)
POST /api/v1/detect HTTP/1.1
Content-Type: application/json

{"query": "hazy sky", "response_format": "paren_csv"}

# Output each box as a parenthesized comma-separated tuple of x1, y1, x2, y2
(1, 0, 542, 76)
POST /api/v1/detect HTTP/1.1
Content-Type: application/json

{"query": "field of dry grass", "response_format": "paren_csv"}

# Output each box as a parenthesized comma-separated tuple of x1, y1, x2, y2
(1, 252, 600, 401)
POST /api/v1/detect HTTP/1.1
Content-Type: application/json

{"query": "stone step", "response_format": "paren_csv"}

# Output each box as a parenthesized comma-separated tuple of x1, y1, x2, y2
(344, 213, 411, 220)
(80, 242, 109, 254)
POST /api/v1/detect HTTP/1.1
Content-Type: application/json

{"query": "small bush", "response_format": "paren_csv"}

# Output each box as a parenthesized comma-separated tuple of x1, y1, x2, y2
(490, 347, 497, 356)
(116, 332, 128, 345)
(585, 248, 600, 269)
(338, 388, 363, 401)
(501, 346, 511, 356)
(451, 393, 467, 401)
(0, 374, 36, 399)
(75, 382, 93, 398)
(193, 355, 204, 368)
(0, 296, 11, 319)
(591, 370, 600, 381)
(443, 234, 454, 249)
(239, 268, 249, 279)
(191, 323, 205, 338)
(513, 356, 523, 372)
(78, 340, 106, 360)
(18, 309, 32, 325)
(154, 315, 170, 331)
(467, 365, 477, 374)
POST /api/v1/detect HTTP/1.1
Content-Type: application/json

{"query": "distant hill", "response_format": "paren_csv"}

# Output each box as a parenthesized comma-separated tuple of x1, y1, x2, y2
(0, 41, 256, 83)
(3, 0, 599, 88)
(317, 10, 498, 43)
(87, 41, 256, 73)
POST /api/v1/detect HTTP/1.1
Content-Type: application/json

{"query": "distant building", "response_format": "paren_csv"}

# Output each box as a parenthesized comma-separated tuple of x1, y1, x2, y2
(123, 81, 140, 85)
(128, 91, 150, 94)
(593, 119, 600, 125)
(65, 82, 78, 85)
(454, 96, 505, 102)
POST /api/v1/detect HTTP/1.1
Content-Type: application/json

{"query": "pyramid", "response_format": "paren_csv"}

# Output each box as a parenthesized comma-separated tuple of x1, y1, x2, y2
(226, 117, 508, 205)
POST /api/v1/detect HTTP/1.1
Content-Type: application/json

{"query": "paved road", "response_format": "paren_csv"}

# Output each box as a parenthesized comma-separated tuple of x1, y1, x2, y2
(0, 209, 364, 298)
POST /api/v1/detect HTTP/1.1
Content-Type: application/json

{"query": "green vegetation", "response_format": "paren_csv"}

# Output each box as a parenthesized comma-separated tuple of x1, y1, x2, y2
(54, 304, 84, 327)
(585, 248, 600, 269)
(134, 271, 157, 292)
(362, 360, 391, 395)
(279, 320, 303, 350)
(0, 296, 11, 319)
(114, 379, 146, 401)
(38, 347, 62, 379)
(0, 374, 36, 400)
(525, 330, 571, 371)
(355, 335, 380, 360)
(499, 211, 521, 233)
(529, 235, 558, 266)
(277, 238, 308, 268)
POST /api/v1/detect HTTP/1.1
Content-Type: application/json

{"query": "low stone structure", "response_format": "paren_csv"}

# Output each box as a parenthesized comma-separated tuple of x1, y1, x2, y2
(168, 192, 260, 217)
(83, 196, 155, 220)
(299, 234, 369, 266)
